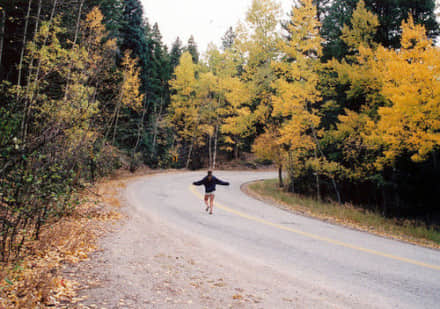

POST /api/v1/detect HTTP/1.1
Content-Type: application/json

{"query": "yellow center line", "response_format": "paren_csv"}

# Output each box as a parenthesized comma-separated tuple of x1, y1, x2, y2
(189, 185, 440, 271)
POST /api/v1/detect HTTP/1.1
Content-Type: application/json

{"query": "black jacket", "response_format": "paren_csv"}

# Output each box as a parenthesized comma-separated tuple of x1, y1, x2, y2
(193, 176, 229, 193)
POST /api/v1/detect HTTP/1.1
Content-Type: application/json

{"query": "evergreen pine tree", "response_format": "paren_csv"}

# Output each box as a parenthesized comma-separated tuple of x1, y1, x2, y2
(143, 22, 172, 165)
(186, 35, 199, 64)
(321, 0, 439, 60)
(221, 27, 236, 50)
(86, 0, 123, 39)
(169, 37, 183, 70)
(119, 0, 149, 89)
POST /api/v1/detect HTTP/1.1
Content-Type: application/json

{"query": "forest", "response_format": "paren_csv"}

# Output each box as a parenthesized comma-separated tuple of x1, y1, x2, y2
(1, 0, 439, 261)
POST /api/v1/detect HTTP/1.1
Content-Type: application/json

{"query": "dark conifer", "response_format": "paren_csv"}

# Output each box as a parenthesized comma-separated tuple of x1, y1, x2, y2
(186, 35, 199, 64)
(169, 37, 183, 70)
(321, 0, 439, 61)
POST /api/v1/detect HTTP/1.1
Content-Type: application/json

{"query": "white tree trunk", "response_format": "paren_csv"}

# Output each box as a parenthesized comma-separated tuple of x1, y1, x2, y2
(63, 0, 84, 102)
(208, 133, 212, 168)
(132, 98, 147, 168)
(0, 10, 5, 69)
(213, 123, 218, 169)
(112, 107, 121, 146)
(22, 0, 58, 141)
(25, 0, 42, 95)
(17, 0, 33, 86)
(186, 140, 194, 169)
(152, 95, 165, 157)
(310, 122, 341, 204)
(314, 147, 321, 202)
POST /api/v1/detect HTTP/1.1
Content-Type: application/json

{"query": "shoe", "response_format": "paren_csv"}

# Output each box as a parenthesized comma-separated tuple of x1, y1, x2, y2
(205, 206, 209, 211)
(209, 211, 213, 215)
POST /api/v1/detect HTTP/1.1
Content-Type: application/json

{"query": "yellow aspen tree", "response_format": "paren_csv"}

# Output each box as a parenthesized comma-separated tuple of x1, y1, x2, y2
(252, 127, 286, 187)
(196, 70, 218, 168)
(20, 17, 69, 133)
(220, 75, 252, 159)
(329, 109, 379, 180)
(324, 1, 383, 186)
(372, 16, 440, 165)
(271, 0, 324, 197)
(205, 44, 250, 162)
(326, 0, 382, 114)
(112, 50, 144, 145)
(65, 7, 117, 150)
(233, 0, 281, 131)
(340, 0, 379, 54)
(168, 52, 201, 167)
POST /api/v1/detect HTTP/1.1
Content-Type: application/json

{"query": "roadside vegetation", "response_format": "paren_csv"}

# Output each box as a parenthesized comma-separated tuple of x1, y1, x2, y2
(0, 176, 124, 308)
(248, 180, 440, 248)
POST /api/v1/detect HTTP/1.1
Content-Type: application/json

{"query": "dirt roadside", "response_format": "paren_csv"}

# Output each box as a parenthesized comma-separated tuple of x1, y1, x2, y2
(63, 172, 358, 309)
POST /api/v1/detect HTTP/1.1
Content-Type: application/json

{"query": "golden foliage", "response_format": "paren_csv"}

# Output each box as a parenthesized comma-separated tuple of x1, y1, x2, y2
(341, 0, 379, 53)
(270, 0, 322, 166)
(372, 16, 440, 164)
(120, 50, 144, 111)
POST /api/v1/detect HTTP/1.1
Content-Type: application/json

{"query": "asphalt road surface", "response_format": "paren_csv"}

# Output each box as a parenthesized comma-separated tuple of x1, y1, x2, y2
(126, 171, 440, 308)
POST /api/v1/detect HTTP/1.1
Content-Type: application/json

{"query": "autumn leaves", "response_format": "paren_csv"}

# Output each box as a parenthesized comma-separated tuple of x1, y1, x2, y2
(168, 0, 440, 206)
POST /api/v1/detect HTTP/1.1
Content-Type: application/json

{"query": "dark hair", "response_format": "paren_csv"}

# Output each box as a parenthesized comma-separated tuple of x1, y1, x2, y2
(207, 170, 213, 176)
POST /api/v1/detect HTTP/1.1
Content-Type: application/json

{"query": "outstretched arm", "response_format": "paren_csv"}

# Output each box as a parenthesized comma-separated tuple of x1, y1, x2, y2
(193, 178, 205, 186)
(215, 177, 229, 186)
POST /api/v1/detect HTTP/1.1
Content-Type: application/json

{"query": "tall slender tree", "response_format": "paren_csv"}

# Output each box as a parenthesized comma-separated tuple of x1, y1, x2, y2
(169, 37, 183, 70)
(231, 0, 282, 149)
(186, 35, 199, 64)
(221, 27, 236, 50)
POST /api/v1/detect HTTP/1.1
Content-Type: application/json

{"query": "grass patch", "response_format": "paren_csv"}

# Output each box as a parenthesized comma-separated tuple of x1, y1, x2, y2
(247, 179, 440, 248)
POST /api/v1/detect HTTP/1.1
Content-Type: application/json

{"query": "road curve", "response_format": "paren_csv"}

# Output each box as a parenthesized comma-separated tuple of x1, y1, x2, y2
(126, 171, 440, 308)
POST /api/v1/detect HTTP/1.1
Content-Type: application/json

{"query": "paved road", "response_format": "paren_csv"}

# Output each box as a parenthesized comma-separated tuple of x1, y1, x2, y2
(126, 171, 440, 308)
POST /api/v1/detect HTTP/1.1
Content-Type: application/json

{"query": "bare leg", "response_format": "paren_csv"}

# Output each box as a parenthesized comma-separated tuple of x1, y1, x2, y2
(209, 195, 214, 214)
(204, 195, 209, 211)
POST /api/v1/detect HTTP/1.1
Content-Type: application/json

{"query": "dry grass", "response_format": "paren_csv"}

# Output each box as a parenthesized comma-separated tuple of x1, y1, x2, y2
(0, 176, 125, 308)
(246, 179, 440, 249)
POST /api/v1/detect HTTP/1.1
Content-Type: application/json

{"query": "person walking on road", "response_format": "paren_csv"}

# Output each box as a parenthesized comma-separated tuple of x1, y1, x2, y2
(193, 170, 229, 214)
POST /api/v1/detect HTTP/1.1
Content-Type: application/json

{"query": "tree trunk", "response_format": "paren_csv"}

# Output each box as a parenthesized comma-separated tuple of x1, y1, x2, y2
(131, 101, 147, 172)
(73, 0, 84, 44)
(186, 139, 194, 169)
(208, 133, 212, 168)
(310, 121, 342, 204)
(314, 147, 321, 202)
(31, 0, 58, 88)
(152, 94, 165, 159)
(151, 115, 159, 159)
(213, 124, 218, 169)
(111, 58, 129, 147)
(278, 164, 284, 188)
(392, 168, 399, 211)
(288, 151, 295, 193)
(22, 0, 58, 142)
(112, 106, 120, 146)
(234, 140, 239, 160)
(24, 0, 42, 95)
(382, 186, 387, 217)
(63, 0, 84, 102)
(103, 100, 119, 143)
(331, 177, 342, 204)
(17, 0, 33, 87)
(0, 10, 5, 70)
